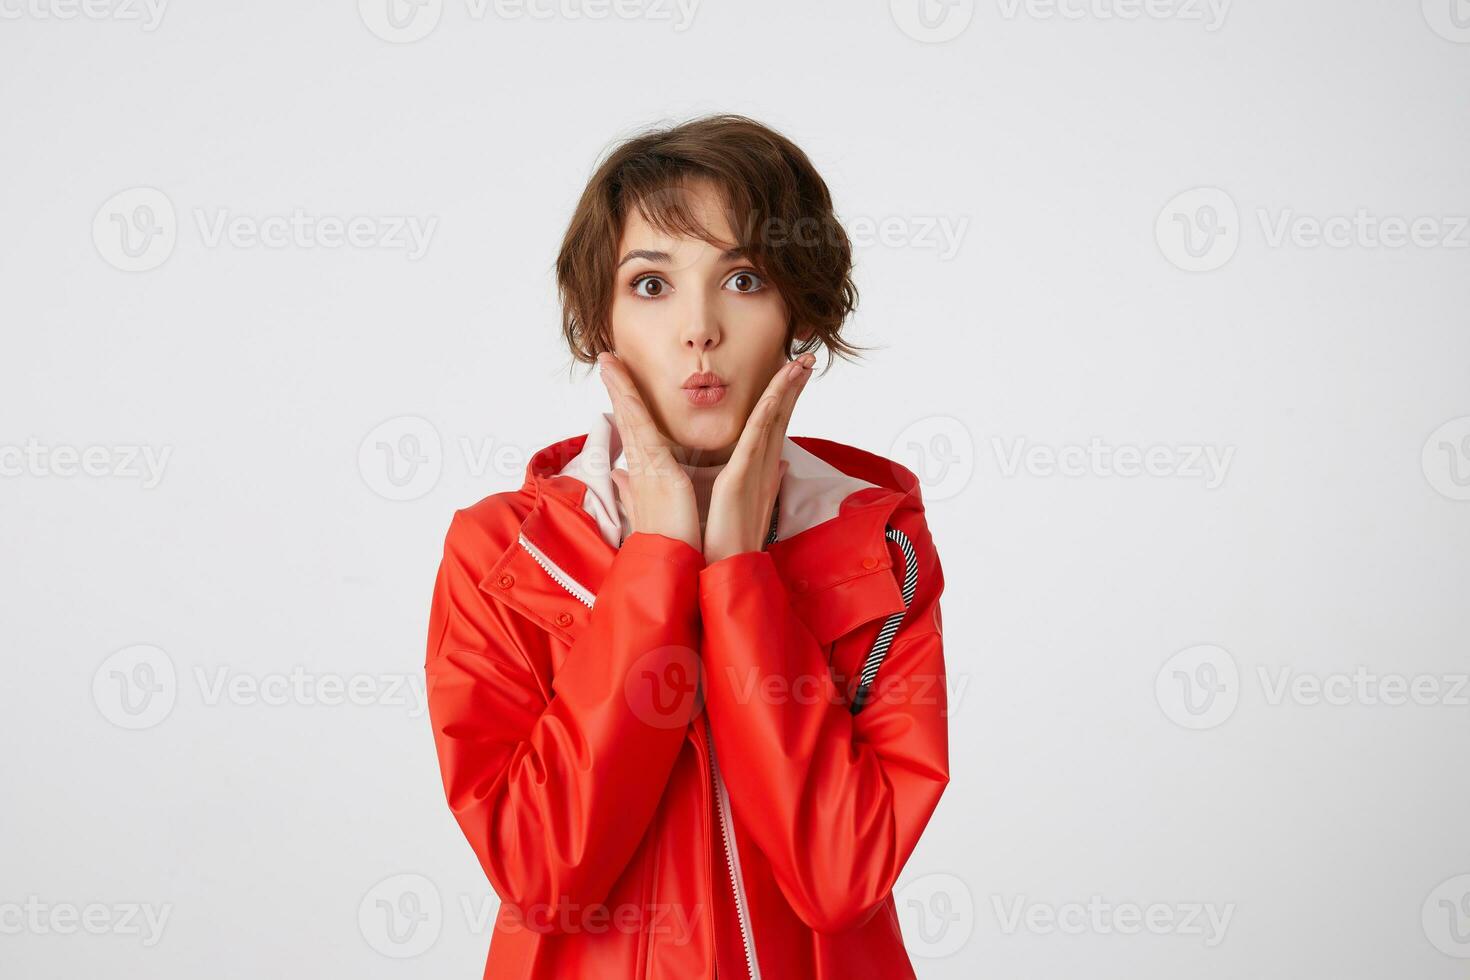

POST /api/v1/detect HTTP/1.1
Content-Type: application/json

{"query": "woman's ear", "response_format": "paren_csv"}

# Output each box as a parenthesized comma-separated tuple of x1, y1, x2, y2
(789, 320, 814, 351)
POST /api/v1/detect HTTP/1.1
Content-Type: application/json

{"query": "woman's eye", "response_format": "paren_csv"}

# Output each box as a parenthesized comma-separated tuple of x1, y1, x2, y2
(631, 274, 669, 298)
(724, 270, 765, 294)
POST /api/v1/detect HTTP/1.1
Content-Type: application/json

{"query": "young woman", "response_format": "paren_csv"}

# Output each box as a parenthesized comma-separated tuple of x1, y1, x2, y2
(425, 114, 950, 980)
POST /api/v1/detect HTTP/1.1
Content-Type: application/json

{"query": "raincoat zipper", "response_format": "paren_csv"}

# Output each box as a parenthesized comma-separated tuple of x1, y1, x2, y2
(704, 710, 761, 980)
(517, 532, 761, 980)
(518, 533, 595, 608)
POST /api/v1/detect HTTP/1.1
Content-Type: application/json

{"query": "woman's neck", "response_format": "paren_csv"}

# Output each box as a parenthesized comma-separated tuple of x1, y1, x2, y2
(672, 443, 733, 467)
(678, 457, 727, 531)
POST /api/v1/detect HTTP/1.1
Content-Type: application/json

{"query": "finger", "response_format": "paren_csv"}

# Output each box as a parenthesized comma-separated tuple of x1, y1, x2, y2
(598, 354, 672, 478)
(609, 467, 634, 529)
(597, 355, 637, 475)
(761, 353, 814, 477)
(727, 367, 789, 475)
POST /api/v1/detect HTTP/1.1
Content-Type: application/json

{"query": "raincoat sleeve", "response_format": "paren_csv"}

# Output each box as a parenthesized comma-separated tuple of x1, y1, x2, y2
(696, 505, 950, 935)
(425, 510, 703, 925)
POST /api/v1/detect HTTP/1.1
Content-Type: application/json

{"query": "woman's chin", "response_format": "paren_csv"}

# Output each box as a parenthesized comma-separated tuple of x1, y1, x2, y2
(665, 408, 743, 457)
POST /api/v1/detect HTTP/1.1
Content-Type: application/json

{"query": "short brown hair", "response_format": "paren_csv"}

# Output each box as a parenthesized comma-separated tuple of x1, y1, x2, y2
(555, 113, 868, 377)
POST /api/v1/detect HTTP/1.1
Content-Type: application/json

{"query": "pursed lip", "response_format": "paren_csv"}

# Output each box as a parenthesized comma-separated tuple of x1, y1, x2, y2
(681, 371, 728, 389)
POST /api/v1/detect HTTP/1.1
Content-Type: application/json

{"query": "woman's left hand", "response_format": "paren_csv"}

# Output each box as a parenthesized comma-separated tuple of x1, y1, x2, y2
(703, 352, 816, 565)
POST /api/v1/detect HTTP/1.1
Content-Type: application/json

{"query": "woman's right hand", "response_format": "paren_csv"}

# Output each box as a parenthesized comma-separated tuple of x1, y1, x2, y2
(596, 352, 702, 555)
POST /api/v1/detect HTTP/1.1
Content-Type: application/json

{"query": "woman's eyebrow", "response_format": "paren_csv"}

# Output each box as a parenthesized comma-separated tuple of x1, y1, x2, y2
(616, 246, 746, 268)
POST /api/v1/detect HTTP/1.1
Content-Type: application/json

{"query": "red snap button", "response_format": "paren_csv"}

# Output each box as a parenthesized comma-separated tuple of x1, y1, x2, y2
(497, 573, 514, 588)
(795, 578, 809, 592)
(862, 556, 878, 570)
(555, 612, 573, 627)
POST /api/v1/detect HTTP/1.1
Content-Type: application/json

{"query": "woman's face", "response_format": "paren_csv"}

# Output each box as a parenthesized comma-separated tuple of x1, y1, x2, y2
(608, 179, 798, 466)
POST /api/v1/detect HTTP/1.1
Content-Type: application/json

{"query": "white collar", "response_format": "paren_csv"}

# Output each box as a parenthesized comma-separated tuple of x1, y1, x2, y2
(557, 411, 881, 549)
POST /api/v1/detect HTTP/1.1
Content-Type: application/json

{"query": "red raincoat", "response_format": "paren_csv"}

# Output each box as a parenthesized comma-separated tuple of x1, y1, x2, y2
(425, 425, 950, 979)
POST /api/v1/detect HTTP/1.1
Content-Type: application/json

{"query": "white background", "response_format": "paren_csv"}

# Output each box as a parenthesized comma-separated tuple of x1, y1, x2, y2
(3, 1, 1469, 977)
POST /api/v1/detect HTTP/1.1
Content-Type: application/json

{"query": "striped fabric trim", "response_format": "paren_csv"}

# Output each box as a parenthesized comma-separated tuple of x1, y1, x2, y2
(764, 498, 919, 716)
(849, 526, 918, 716)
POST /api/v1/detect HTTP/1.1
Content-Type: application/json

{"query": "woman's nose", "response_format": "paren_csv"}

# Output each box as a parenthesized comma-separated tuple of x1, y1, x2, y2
(679, 297, 721, 349)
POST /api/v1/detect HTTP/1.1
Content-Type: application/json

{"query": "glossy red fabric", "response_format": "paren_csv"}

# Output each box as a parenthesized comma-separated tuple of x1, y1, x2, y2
(424, 432, 950, 979)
